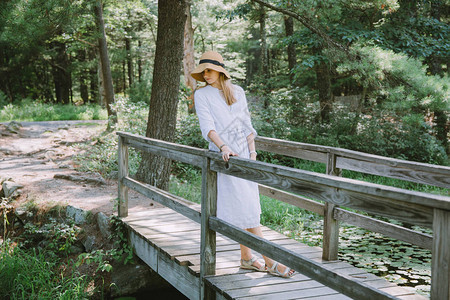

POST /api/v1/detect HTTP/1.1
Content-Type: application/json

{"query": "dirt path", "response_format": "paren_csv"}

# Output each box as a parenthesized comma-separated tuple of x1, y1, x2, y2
(0, 120, 156, 216)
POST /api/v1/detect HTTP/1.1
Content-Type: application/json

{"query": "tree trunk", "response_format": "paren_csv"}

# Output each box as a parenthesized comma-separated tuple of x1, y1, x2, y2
(135, 0, 187, 190)
(315, 60, 332, 123)
(89, 49, 98, 103)
(52, 40, 70, 104)
(259, 4, 268, 77)
(79, 49, 89, 103)
(284, 15, 296, 82)
(429, 0, 443, 76)
(138, 39, 142, 82)
(126, 37, 134, 87)
(183, 1, 196, 113)
(94, 0, 116, 124)
(259, 4, 269, 109)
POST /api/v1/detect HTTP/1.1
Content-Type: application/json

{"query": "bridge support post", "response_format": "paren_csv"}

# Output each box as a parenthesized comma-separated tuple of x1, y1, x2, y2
(200, 157, 217, 300)
(118, 134, 129, 217)
(322, 153, 340, 261)
(431, 208, 450, 300)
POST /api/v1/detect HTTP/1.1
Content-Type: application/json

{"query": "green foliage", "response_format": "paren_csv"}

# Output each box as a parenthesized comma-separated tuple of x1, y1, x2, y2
(0, 100, 107, 122)
(21, 220, 82, 255)
(0, 241, 89, 299)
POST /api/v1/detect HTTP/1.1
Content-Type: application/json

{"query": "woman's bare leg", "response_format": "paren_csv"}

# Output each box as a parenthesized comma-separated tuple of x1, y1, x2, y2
(242, 226, 295, 275)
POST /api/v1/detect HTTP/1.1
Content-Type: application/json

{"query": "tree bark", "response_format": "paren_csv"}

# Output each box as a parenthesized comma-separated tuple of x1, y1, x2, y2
(135, 0, 187, 190)
(284, 15, 296, 82)
(429, 0, 443, 76)
(259, 4, 268, 77)
(51, 40, 71, 104)
(79, 49, 89, 103)
(94, 0, 116, 124)
(183, 1, 196, 113)
(315, 60, 332, 123)
(126, 37, 134, 87)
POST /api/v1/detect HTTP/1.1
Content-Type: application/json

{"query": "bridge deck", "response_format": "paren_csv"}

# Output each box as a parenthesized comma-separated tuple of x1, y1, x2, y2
(121, 206, 427, 300)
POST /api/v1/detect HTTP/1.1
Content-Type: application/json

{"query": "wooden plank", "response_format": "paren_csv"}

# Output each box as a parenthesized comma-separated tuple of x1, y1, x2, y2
(157, 250, 200, 300)
(117, 131, 206, 163)
(431, 208, 450, 300)
(123, 177, 201, 224)
(227, 280, 325, 298)
(209, 216, 399, 300)
(255, 137, 328, 163)
(208, 155, 437, 227)
(118, 135, 129, 217)
(200, 157, 217, 299)
(337, 156, 450, 189)
(236, 286, 343, 300)
(256, 136, 450, 188)
(126, 138, 205, 168)
(322, 153, 340, 261)
(334, 208, 433, 249)
(259, 185, 325, 215)
(129, 229, 158, 270)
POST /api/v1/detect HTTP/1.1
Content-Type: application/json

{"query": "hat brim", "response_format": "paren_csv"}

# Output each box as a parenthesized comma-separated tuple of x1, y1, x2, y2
(190, 63, 230, 82)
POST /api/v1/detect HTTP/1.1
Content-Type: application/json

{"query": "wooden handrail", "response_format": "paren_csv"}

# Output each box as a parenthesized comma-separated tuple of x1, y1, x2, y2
(116, 131, 450, 300)
(256, 136, 450, 188)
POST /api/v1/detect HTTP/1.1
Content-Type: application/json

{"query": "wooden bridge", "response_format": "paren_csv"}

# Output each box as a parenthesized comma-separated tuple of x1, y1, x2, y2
(116, 131, 450, 300)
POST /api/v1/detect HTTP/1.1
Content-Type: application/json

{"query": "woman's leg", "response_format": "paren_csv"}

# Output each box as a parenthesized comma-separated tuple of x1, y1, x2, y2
(245, 226, 295, 276)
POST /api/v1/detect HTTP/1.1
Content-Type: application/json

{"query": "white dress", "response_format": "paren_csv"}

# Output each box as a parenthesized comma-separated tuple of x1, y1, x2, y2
(194, 85, 261, 229)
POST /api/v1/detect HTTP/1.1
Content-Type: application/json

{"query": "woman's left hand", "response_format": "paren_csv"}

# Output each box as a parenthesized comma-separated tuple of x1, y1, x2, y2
(221, 146, 237, 162)
(250, 153, 257, 161)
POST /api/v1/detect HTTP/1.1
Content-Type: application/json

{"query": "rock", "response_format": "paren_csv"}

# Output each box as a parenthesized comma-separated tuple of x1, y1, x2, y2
(66, 205, 88, 225)
(70, 243, 85, 255)
(54, 173, 106, 186)
(110, 261, 170, 297)
(6, 121, 22, 134)
(97, 212, 112, 240)
(83, 235, 97, 252)
(2, 181, 24, 198)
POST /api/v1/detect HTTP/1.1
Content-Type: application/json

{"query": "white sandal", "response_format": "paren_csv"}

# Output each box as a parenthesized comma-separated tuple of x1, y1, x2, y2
(266, 262, 296, 278)
(240, 256, 266, 272)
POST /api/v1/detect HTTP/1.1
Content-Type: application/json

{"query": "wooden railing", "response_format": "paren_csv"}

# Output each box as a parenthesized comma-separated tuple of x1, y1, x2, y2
(117, 131, 450, 300)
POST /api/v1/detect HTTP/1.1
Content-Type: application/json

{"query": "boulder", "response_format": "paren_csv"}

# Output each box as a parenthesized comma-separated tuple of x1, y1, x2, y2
(66, 205, 88, 225)
(2, 181, 24, 198)
(97, 212, 112, 240)
(82, 235, 97, 252)
(110, 261, 170, 297)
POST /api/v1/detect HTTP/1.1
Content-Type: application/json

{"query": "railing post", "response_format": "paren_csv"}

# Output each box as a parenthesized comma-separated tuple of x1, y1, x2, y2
(200, 157, 217, 300)
(431, 208, 450, 300)
(322, 152, 340, 260)
(118, 135, 129, 217)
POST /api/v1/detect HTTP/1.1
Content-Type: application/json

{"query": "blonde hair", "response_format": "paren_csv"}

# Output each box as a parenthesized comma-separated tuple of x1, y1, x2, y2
(195, 72, 236, 106)
(218, 73, 236, 105)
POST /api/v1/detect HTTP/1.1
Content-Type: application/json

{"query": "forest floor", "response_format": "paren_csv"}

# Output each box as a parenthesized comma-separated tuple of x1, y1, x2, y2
(0, 120, 159, 216)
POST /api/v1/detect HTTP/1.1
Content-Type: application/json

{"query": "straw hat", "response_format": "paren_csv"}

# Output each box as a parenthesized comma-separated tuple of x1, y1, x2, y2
(190, 51, 230, 82)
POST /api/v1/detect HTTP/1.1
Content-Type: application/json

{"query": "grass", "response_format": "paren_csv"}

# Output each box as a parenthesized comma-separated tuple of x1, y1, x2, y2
(0, 241, 90, 299)
(0, 100, 107, 122)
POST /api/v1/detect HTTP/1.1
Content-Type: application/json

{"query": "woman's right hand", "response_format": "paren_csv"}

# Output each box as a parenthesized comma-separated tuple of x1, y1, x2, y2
(221, 145, 238, 162)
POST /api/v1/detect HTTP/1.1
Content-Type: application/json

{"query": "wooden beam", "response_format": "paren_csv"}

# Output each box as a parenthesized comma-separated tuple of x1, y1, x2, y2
(256, 136, 450, 188)
(208, 155, 435, 227)
(431, 208, 450, 300)
(123, 177, 201, 224)
(209, 217, 399, 300)
(200, 157, 217, 299)
(334, 208, 433, 250)
(323, 153, 340, 261)
(118, 135, 129, 217)
(125, 138, 204, 168)
(258, 185, 324, 215)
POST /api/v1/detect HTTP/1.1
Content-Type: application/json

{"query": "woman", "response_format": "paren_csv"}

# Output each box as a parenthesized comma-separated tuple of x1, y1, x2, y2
(191, 51, 296, 278)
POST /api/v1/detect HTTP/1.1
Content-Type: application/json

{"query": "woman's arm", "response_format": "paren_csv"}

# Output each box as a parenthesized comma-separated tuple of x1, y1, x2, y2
(207, 130, 237, 162)
(247, 133, 257, 161)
